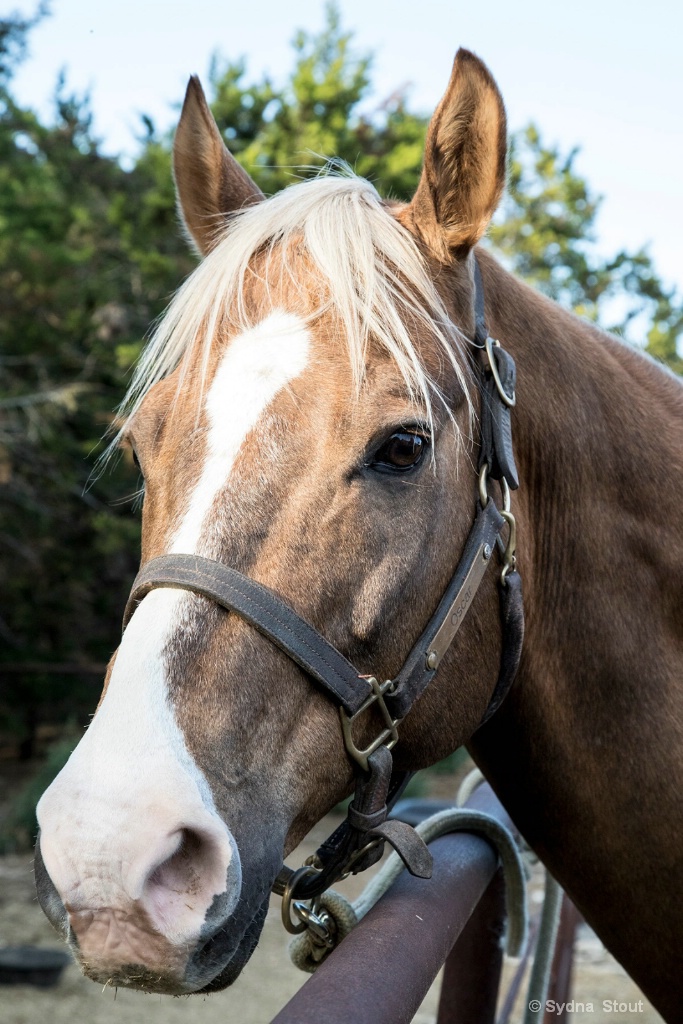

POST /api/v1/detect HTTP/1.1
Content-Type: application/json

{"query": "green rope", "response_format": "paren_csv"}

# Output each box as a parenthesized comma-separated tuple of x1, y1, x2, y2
(288, 774, 528, 972)
(288, 890, 359, 973)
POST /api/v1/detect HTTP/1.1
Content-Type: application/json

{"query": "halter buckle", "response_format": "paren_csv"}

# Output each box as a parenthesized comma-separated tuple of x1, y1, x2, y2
(340, 677, 400, 772)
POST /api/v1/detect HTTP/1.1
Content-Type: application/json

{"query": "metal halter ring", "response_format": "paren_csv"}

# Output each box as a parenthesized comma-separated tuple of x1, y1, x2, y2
(499, 480, 517, 582)
(479, 467, 512, 513)
(336, 836, 384, 880)
(500, 510, 517, 583)
(290, 901, 336, 948)
(479, 464, 490, 509)
(280, 865, 337, 947)
(479, 469, 516, 583)
(281, 865, 322, 935)
(485, 336, 516, 407)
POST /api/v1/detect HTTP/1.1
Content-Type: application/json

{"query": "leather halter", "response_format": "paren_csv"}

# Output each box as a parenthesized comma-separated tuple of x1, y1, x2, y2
(123, 255, 523, 901)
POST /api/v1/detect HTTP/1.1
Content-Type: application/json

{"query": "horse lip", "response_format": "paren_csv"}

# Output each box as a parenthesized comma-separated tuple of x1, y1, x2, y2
(187, 891, 271, 993)
(63, 902, 266, 995)
(34, 836, 69, 937)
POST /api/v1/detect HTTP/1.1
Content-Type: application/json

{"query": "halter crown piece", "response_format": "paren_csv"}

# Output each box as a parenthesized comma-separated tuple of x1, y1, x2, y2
(123, 255, 524, 905)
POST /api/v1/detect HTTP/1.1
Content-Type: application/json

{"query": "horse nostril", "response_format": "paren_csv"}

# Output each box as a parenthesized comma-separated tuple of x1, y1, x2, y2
(147, 828, 206, 898)
(138, 825, 237, 940)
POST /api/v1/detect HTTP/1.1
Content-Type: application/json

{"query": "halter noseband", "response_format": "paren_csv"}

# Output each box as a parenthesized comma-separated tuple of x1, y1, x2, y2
(122, 256, 523, 902)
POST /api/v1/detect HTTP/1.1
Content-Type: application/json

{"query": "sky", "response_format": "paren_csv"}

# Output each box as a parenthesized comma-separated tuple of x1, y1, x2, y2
(9, 0, 683, 293)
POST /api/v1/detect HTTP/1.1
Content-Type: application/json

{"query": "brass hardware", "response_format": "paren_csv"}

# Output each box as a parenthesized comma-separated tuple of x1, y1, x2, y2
(479, 464, 490, 508)
(339, 677, 400, 772)
(337, 836, 384, 879)
(485, 336, 516, 407)
(280, 865, 337, 947)
(501, 478, 511, 514)
(481, 474, 516, 581)
(481, 467, 511, 519)
(426, 651, 439, 670)
(500, 509, 517, 584)
(281, 865, 321, 935)
(290, 901, 336, 948)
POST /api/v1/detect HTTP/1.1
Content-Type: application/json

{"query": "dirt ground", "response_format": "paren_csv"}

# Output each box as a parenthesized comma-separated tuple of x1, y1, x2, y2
(0, 774, 664, 1024)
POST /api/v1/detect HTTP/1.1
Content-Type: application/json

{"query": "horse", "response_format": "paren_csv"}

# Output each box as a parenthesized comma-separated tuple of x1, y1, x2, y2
(33, 48, 682, 1019)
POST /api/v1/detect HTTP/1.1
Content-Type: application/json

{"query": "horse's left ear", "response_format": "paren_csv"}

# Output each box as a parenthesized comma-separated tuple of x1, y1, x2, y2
(408, 49, 507, 261)
(173, 76, 264, 256)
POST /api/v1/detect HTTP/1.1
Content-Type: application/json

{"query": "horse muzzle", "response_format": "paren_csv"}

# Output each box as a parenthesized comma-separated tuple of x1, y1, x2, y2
(33, 818, 256, 994)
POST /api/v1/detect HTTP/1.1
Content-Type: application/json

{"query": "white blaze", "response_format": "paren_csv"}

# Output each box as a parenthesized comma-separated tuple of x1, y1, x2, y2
(37, 310, 311, 932)
(171, 310, 310, 554)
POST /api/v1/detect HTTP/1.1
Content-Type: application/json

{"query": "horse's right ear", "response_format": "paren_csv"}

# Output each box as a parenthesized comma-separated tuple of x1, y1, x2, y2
(173, 76, 263, 256)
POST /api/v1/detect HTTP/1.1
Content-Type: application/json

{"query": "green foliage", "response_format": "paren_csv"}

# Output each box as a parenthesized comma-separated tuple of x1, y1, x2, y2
(0, 3, 46, 84)
(0, 736, 76, 852)
(430, 747, 470, 775)
(0, 12, 192, 745)
(1, 5, 681, 751)
(489, 125, 683, 370)
(209, 3, 428, 198)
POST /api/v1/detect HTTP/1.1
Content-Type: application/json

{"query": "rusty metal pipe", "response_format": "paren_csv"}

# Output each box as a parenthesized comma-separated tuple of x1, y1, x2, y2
(271, 784, 517, 1024)
(436, 868, 505, 1024)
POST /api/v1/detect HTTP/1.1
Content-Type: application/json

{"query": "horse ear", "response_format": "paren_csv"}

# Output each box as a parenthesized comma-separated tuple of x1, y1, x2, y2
(173, 76, 264, 256)
(409, 49, 507, 261)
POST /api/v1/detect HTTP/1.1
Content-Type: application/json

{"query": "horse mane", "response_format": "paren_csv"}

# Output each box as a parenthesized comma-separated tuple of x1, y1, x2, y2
(119, 170, 472, 435)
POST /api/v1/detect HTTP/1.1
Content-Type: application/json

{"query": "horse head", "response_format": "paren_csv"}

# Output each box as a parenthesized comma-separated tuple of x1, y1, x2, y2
(34, 50, 510, 994)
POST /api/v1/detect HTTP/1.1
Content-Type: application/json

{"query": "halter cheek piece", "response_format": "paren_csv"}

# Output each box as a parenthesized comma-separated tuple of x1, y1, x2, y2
(123, 256, 523, 903)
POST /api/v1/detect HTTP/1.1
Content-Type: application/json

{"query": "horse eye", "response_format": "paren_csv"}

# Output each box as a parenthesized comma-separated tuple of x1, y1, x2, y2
(371, 431, 429, 472)
(131, 449, 141, 472)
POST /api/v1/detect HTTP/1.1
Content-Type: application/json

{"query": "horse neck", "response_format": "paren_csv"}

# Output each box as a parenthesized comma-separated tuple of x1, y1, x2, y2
(476, 248, 683, 640)
(469, 251, 683, 1017)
